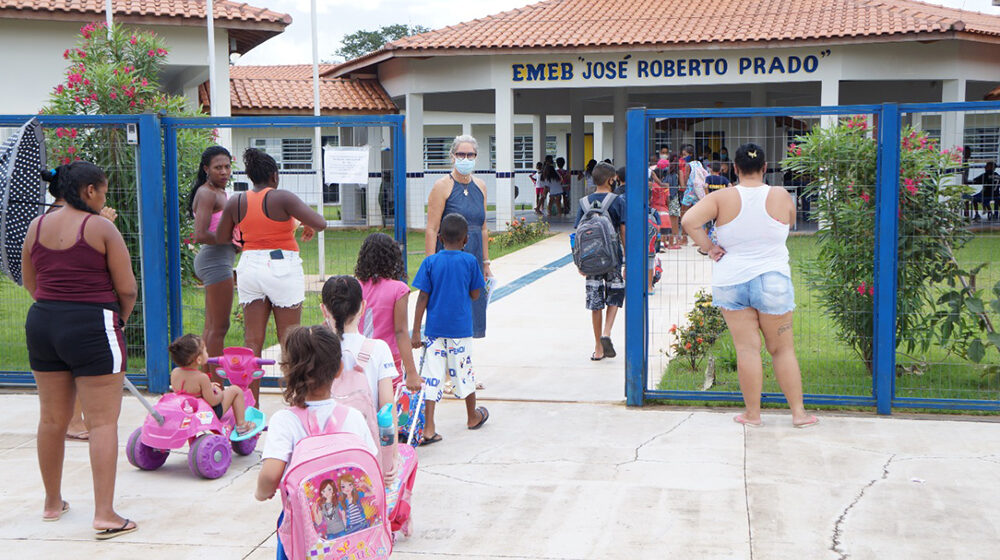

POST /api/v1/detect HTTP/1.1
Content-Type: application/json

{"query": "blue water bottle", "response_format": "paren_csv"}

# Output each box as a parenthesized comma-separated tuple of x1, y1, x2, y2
(377, 404, 394, 446)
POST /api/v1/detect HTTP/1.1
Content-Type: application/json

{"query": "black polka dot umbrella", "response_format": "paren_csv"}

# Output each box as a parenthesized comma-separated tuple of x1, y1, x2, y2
(0, 118, 46, 286)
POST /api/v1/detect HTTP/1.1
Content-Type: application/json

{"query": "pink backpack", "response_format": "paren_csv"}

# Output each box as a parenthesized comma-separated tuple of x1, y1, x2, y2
(277, 406, 392, 559)
(332, 340, 379, 444)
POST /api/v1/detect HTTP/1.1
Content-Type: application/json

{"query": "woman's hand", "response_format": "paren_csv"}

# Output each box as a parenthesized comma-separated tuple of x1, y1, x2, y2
(100, 206, 118, 222)
(707, 245, 726, 262)
(483, 262, 493, 278)
(301, 225, 316, 242)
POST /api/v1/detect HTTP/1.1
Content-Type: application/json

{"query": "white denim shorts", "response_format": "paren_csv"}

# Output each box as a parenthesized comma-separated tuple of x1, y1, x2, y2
(235, 249, 305, 308)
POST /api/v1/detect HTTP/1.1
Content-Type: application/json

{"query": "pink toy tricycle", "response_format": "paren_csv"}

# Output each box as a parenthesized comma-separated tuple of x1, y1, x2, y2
(126, 347, 271, 479)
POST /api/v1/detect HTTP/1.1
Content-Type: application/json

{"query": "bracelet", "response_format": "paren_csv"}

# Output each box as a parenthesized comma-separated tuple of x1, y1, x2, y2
(482, 259, 491, 264)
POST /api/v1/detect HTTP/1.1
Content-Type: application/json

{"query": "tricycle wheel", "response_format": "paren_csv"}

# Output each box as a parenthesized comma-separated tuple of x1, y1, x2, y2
(231, 434, 258, 456)
(187, 433, 231, 479)
(126, 427, 169, 471)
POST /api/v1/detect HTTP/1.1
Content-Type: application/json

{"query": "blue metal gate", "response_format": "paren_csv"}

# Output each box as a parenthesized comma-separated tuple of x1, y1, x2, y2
(624, 101, 1000, 413)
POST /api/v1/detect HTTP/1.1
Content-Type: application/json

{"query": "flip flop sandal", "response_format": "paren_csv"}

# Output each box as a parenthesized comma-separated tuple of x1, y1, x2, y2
(65, 431, 89, 441)
(95, 519, 137, 540)
(42, 501, 69, 522)
(733, 414, 763, 428)
(468, 407, 489, 430)
(793, 415, 820, 429)
(420, 433, 443, 446)
(590, 353, 604, 361)
(600, 337, 616, 358)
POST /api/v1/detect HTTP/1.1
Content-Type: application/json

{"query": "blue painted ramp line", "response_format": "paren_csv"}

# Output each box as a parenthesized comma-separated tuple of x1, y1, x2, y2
(491, 254, 574, 303)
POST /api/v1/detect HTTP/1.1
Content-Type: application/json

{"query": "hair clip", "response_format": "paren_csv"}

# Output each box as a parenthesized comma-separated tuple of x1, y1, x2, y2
(49, 168, 58, 178)
(748, 151, 758, 158)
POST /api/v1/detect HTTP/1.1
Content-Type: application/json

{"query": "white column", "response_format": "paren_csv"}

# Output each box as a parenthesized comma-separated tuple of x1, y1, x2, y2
(749, 85, 767, 142)
(820, 78, 840, 129)
(213, 33, 233, 152)
(593, 120, 605, 163)
(532, 114, 544, 167)
(405, 93, 426, 229)
(495, 86, 515, 231)
(538, 114, 547, 161)
(941, 79, 967, 153)
(570, 98, 585, 202)
(613, 88, 627, 165)
(462, 122, 472, 137)
(366, 127, 384, 227)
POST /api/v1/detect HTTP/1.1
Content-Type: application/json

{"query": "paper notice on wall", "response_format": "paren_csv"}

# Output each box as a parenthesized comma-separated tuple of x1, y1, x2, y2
(323, 146, 369, 184)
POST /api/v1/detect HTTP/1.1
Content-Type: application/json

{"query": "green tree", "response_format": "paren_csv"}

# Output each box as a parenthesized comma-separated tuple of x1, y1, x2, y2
(334, 24, 430, 61)
(42, 21, 213, 352)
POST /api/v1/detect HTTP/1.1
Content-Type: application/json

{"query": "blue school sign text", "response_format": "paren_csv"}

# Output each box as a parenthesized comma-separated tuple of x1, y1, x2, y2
(511, 52, 827, 82)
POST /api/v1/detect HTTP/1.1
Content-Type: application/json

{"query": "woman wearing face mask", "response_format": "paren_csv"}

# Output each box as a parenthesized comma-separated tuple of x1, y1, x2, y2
(425, 135, 491, 340)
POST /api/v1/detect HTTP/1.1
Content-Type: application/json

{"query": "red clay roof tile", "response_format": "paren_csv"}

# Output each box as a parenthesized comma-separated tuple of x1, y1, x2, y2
(334, 0, 1000, 75)
(203, 65, 396, 114)
(0, 0, 291, 26)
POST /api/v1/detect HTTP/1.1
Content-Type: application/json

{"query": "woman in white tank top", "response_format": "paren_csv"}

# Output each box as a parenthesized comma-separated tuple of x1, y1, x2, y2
(681, 144, 818, 429)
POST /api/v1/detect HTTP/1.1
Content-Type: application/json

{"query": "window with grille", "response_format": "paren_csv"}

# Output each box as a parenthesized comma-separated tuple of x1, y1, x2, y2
(489, 135, 557, 169)
(249, 137, 314, 171)
(966, 127, 999, 161)
(424, 137, 451, 169)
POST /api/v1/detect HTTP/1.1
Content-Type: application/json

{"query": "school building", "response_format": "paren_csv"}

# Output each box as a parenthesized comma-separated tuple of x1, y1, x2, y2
(325, 0, 1000, 229)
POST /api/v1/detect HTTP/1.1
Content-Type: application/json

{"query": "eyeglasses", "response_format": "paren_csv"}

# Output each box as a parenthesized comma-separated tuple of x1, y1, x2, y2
(454, 152, 477, 158)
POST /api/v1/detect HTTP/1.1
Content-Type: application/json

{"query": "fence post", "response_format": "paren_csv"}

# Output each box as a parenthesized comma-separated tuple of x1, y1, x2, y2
(163, 121, 182, 347)
(625, 107, 648, 406)
(873, 103, 901, 414)
(137, 113, 170, 393)
(391, 117, 407, 270)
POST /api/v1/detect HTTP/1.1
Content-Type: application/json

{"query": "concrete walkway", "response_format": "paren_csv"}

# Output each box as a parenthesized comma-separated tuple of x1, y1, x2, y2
(2, 232, 999, 559)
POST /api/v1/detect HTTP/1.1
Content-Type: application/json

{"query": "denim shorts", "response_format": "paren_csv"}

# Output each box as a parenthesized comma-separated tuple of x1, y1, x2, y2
(712, 271, 796, 315)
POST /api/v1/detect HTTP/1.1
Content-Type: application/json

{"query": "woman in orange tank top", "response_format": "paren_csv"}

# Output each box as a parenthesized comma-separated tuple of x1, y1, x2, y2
(216, 148, 326, 401)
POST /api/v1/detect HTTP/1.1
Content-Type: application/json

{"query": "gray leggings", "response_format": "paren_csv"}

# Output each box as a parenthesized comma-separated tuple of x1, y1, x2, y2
(194, 244, 236, 286)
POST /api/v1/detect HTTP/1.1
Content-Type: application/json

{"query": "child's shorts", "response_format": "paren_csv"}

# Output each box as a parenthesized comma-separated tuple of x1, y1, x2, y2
(585, 268, 625, 310)
(420, 337, 476, 402)
(712, 271, 796, 315)
(235, 249, 304, 308)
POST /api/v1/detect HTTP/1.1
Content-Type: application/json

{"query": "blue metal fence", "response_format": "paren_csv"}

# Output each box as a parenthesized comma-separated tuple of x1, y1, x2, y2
(1, 113, 405, 393)
(625, 100, 1000, 413)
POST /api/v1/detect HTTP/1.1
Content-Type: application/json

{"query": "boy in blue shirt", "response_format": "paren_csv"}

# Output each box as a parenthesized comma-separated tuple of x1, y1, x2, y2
(411, 213, 489, 444)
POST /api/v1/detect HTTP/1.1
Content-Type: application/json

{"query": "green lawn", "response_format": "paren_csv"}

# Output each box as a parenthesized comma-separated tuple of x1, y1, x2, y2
(0, 227, 554, 374)
(657, 233, 1000, 404)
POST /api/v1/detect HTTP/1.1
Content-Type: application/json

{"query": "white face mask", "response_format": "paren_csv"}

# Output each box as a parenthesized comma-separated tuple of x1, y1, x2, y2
(454, 158, 476, 175)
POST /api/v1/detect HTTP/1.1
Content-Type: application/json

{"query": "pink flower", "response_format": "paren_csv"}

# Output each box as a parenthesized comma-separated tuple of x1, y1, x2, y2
(69, 128, 77, 138)
(129, 100, 136, 107)
(55, 84, 64, 94)
(77, 49, 86, 58)
(141, 78, 148, 86)
(129, 36, 137, 45)
(81, 98, 91, 106)
(82, 78, 90, 86)
(903, 178, 918, 195)
(858, 281, 867, 295)
(73, 96, 81, 103)
(90, 93, 98, 101)
(795, 147, 802, 156)
(148, 49, 156, 57)
(847, 183, 854, 192)
(55, 128, 66, 138)
(860, 192, 871, 203)
(109, 92, 117, 99)
(63, 49, 71, 59)
(788, 143, 797, 154)
(868, 286, 874, 296)
(62, 157, 71, 165)
(67, 146, 76, 154)
(157, 48, 167, 56)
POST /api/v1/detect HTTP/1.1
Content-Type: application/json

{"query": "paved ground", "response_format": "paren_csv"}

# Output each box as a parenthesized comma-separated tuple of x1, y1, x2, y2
(2, 231, 999, 559)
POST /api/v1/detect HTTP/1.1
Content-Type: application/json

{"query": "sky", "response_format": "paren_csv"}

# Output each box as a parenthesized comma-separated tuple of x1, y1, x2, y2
(236, 0, 1000, 67)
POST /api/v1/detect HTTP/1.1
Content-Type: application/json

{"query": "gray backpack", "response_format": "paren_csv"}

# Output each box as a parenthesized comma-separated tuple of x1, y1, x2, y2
(573, 193, 621, 276)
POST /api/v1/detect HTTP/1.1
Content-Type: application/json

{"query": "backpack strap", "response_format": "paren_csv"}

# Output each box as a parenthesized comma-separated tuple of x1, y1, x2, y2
(598, 193, 618, 214)
(354, 339, 375, 370)
(580, 193, 618, 216)
(579, 196, 591, 215)
(290, 405, 350, 436)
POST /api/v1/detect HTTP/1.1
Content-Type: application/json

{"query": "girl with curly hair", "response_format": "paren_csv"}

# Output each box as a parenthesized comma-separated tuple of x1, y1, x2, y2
(354, 233, 421, 392)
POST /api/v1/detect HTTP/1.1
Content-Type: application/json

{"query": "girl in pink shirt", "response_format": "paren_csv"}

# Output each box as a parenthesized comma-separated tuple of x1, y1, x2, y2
(354, 233, 422, 391)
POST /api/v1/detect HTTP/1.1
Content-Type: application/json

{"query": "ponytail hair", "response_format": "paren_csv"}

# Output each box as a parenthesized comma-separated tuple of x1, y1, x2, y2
(186, 146, 232, 217)
(40, 161, 105, 214)
(242, 147, 279, 186)
(280, 325, 343, 408)
(734, 143, 766, 175)
(321, 275, 363, 337)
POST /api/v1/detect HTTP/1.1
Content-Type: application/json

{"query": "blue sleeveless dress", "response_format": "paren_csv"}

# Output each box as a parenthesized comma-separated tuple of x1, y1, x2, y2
(436, 177, 487, 338)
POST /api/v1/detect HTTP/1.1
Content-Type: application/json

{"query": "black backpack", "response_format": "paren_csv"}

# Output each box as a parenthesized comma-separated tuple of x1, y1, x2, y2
(573, 194, 621, 276)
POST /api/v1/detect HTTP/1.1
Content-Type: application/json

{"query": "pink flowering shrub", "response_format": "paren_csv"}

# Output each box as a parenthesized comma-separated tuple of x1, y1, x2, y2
(782, 115, 993, 370)
(41, 22, 214, 342)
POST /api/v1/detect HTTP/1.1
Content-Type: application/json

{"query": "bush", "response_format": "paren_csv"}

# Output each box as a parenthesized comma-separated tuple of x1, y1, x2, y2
(782, 116, 998, 370)
(669, 290, 728, 370)
(491, 216, 550, 248)
(41, 22, 213, 349)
